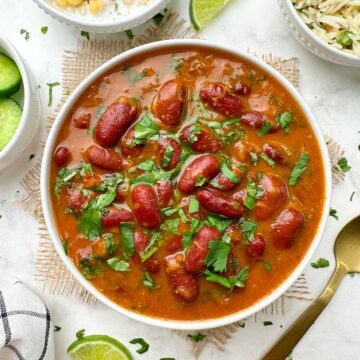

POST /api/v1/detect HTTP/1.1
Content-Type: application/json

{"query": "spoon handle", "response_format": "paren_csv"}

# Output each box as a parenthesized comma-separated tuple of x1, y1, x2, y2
(262, 262, 348, 360)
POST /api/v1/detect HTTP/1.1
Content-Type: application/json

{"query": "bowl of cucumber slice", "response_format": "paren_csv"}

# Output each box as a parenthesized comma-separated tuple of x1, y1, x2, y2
(0, 34, 40, 171)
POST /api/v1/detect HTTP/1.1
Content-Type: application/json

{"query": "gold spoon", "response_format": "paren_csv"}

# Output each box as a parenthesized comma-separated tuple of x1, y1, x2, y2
(263, 216, 360, 360)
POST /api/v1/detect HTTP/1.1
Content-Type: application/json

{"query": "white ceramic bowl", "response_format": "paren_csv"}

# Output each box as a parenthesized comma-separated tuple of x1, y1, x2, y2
(33, 0, 171, 33)
(0, 34, 40, 172)
(278, 0, 360, 68)
(41, 39, 332, 330)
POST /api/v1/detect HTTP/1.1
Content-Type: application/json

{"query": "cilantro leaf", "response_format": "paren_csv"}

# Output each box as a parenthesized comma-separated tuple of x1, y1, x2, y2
(243, 180, 264, 210)
(188, 124, 202, 143)
(120, 223, 135, 259)
(204, 240, 232, 272)
(204, 266, 249, 289)
(137, 159, 155, 171)
(250, 151, 258, 166)
(289, 153, 309, 186)
(140, 232, 160, 262)
(257, 122, 272, 137)
(205, 214, 233, 233)
(241, 219, 257, 244)
(103, 233, 117, 255)
(162, 145, 174, 168)
(276, 112, 293, 134)
(337, 157, 351, 173)
(79, 256, 104, 279)
(260, 152, 276, 168)
(329, 208, 339, 220)
(129, 338, 149, 354)
(78, 201, 102, 240)
(143, 271, 156, 290)
(133, 114, 159, 146)
(187, 333, 206, 342)
(188, 197, 200, 214)
(311, 258, 330, 269)
(107, 258, 130, 272)
(220, 163, 241, 183)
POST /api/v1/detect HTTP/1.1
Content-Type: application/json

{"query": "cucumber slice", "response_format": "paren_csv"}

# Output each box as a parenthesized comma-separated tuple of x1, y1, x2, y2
(0, 53, 22, 98)
(0, 98, 22, 151)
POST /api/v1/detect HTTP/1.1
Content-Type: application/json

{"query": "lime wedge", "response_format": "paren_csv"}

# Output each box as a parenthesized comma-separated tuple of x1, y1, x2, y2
(190, 0, 233, 30)
(67, 335, 133, 360)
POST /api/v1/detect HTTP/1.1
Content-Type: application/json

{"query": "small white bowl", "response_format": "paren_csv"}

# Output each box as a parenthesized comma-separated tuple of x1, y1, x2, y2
(33, 0, 171, 33)
(278, 0, 360, 68)
(0, 34, 40, 172)
(41, 39, 332, 330)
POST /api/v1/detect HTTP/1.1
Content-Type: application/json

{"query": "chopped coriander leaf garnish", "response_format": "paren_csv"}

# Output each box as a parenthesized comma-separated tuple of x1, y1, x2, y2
(187, 333, 207, 342)
(264, 261, 272, 272)
(260, 153, 276, 168)
(164, 218, 180, 234)
(204, 239, 231, 272)
(162, 145, 174, 168)
(41, 26, 48, 34)
(263, 321, 273, 326)
(311, 258, 330, 269)
(103, 233, 118, 255)
(76, 329, 86, 339)
(337, 30, 353, 48)
(350, 192, 355, 201)
(206, 214, 232, 233)
(137, 159, 155, 171)
(162, 206, 180, 217)
(107, 258, 130, 272)
(204, 266, 249, 289)
(195, 176, 207, 187)
(257, 122, 272, 137)
(153, 12, 165, 25)
(20, 29, 30, 41)
(288, 153, 309, 186)
(62, 240, 68, 255)
(220, 163, 241, 183)
(140, 231, 161, 262)
(178, 208, 188, 223)
(120, 223, 135, 259)
(96, 104, 106, 119)
(329, 208, 339, 220)
(143, 271, 156, 290)
(241, 219, 257, 244)
(125, 29, 135, 40)
(250, 151, 258, 166)
(80, 31, 90, 40)
(130, 68, 153, 85)
(188, 197, 200, 214)
(337, 157, 351, 173)
(276, 112, 293, 134)
(78, 201, 102, 240)
(243, 180, 264, 210)
(79, 256, 103, 280)
(129, 338, 149, 354)
(46, 82, 60, 107)
(188, 124, 202, 143)
(133, 114, 159, 145)
(170, 55, 183, 72)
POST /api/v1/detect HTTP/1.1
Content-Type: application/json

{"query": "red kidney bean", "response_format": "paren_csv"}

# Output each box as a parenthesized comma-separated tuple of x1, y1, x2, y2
(255, 174, 288, 220)
(54, 146, 70, 167)
(234, 83, 251, 96)
(132, 184, 162, 229)
(134, 231, 160, 273)
(200, 82, 243, 117)
(72, 112, 91, 129)
(165, 253, 199, 303)
(178, 155, 220, 194)
(220, 253, 240, 277)
(246, 234, 266, 260)
(159, 137, 182, 169)
(196, 189, 244, 218)
(210, 169, 243, 192)
(95, 97, 139, 147)
(67, 188, 87, 211)
(185, 226, 220, 273)
(86, 146, 122, 171)
(152, 79, 187, 126)
(232, 189, 246, 205)
(263, 143, 284, 164)
(155, 179, 173, 208)
(101, 207, 133, 228)
(180, 124, 223, 153)
(271, 209, 304, 249)
(241, 111, 267, 129)
(121, 127, 143, 157)
(167, 235, 183, 253)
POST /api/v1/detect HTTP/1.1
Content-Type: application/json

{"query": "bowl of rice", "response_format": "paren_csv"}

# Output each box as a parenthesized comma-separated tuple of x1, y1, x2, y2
(33, 0, 171, 33)
(278, 0, 360, 67)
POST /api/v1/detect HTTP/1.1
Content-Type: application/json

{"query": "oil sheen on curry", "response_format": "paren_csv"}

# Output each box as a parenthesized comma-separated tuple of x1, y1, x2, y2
(50, 47, 325, 321)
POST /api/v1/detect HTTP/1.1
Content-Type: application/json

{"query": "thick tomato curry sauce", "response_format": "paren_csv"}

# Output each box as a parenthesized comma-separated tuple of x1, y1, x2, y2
(50, 47, 325, 320)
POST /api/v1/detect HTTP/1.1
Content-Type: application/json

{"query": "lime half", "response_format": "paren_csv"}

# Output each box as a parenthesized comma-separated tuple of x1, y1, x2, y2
(67, 335, 133, 360)
(190, 0, 233, 30)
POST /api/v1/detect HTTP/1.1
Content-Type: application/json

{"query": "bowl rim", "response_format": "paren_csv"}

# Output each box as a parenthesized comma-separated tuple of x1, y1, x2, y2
(33, 0, 170, 31)
(281, 0, 360, 63)
(41, 39, 332, 330)
(0, 33, 32, 162)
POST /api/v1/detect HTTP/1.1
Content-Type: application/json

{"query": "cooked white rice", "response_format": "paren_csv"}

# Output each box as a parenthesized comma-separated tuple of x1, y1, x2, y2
(292, 0, 360, 57)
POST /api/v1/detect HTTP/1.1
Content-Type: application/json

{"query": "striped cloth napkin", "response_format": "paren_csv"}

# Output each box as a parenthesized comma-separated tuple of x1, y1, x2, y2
(0, 275, 54, 360)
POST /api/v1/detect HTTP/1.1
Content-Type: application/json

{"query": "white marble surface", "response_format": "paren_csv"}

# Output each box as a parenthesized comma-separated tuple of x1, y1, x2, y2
(0, 0, 360, 359)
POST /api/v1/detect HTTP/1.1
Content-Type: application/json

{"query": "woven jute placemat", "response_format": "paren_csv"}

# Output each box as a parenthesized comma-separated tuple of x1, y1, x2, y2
(19, 11, 347, 358)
